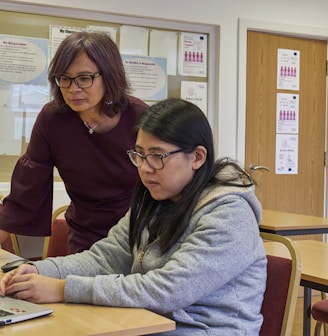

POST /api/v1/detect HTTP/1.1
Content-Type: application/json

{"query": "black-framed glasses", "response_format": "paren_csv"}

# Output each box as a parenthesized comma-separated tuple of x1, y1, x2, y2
(127, 149, 185, 170)
(55, 72, 102, 89)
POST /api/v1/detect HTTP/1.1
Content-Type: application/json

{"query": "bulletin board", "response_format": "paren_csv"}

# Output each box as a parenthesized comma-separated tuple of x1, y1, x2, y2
(0, 9, 213, 182)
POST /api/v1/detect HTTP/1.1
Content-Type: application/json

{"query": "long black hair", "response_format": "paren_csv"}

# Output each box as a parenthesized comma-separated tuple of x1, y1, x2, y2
(129, 98, 253, 253)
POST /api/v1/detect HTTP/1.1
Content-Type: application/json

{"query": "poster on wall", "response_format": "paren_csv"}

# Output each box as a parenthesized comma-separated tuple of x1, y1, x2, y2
(275, 134, 298, 174)
(122, 55, 167, 101)
(86, 25, 117, 43)
(49, 25, 84, 59)
(276, 93, 299, 134)
(178, 32, 207, 77)
(0, 35, 49, 155)
(119, 25, 148, 56)
(149, 29, 178, 75)
(277, 48, 300, 91)
(180, 81, 207, 114)
(0, 34, 48, 85)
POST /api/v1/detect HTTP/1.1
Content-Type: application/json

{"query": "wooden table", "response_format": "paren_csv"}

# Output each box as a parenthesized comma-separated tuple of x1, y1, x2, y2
(0, 249, 175, 335)
(264, 239, 328, 336)
(260, 209, 328, 236)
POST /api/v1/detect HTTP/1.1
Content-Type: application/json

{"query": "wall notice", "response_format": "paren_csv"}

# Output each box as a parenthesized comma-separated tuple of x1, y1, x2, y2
(277, 48, 300, 91)
(0, 35, 48, 85)
(122, 55, 167, 101)
(178, 32, 207, 77)
(275, 134, 298, 174)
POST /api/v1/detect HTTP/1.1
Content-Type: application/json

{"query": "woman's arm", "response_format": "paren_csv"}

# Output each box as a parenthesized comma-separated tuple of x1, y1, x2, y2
(40, 197, 264, 311)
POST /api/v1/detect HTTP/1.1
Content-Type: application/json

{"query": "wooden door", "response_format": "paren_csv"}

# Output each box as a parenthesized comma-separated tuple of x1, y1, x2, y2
(245, 31, 326, 221)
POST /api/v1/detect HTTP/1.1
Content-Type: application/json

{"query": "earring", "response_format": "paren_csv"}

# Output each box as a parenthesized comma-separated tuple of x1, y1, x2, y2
(105, 95, 112, 105)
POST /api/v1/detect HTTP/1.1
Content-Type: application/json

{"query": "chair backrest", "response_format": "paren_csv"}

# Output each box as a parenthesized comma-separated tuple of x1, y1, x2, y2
(0, 200, 20, 256)
(42, 205, 69, 259)
(0, 196, 69, 259)
(0, 194, 16, 254)
(260, 232, 302, 336)
(1, 235, 16, 254)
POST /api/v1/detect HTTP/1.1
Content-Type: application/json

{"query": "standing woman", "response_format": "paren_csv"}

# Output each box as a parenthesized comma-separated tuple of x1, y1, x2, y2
(0, 32, 148, 253)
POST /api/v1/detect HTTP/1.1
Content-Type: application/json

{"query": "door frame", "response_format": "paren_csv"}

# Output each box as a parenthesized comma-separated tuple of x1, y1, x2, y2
(237, 18, 328, 216)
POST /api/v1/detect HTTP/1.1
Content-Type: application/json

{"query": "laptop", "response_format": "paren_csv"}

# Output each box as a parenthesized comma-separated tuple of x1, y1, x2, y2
(0, 295, 54, 326)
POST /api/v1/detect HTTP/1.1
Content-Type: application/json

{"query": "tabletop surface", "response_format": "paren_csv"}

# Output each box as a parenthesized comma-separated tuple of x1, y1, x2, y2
(0, 249, 175, 336)
(260, 209, 328, 230)
(264, 239, 328, 286)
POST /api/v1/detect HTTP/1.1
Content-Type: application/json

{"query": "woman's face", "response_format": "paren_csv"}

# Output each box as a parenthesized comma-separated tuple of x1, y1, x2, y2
(135, 130, 206, 202)
(60, 51, 105, 115)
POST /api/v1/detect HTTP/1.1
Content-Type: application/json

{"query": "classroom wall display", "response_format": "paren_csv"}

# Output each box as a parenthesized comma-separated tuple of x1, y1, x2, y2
(0, 10, 209, 182)
(0, 34, 49, 157)
(180, 81, 207, 113)
(0, 35, 48, 85)
(178, 32, 207, 77)
(122, 55, 167, 101)
(275, 49, 300, 175)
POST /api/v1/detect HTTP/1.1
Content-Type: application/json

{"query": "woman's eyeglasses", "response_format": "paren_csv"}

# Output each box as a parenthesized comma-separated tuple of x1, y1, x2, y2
(127, 149, 184, 170)
(55, 72, 102, 89)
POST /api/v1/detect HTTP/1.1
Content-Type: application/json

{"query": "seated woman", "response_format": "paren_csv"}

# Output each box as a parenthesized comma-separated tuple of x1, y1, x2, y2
(0, 98, 267, 336)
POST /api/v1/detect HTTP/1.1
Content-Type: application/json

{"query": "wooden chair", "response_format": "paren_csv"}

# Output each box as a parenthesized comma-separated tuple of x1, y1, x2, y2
(260, 232, 302, 336)
(0, 193, 42, 256)
(42, 205, 69, 259)
(1, 235, 16, 254)
(0, 192, 15, 254)
(311, 296, 328, 336)
(0, 203, 69, 260)
(2, 232, 34, 258)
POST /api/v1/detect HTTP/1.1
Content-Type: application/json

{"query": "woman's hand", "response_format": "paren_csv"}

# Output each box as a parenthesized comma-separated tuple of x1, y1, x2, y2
(0, 264, 65, 304)
(0, 263, 37, 294)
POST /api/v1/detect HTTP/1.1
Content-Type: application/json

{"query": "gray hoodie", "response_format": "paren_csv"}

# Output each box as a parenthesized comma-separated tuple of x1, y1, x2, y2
(35, 181, 267, 336)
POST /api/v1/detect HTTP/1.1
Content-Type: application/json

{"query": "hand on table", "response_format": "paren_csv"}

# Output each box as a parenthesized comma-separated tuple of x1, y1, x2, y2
(0, 264, 65, 303)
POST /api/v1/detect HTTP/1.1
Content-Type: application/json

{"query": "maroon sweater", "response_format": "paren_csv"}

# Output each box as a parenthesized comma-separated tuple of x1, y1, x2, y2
(0, 96, 147, 253)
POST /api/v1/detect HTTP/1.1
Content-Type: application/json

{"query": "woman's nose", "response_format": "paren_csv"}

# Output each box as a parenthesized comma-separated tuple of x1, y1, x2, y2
(68, 80, 82, 91)
(139, 159, 155, 173)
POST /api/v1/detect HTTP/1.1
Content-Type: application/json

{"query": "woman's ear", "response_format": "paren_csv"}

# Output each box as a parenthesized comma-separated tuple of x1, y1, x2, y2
(192, 145, 207, 170)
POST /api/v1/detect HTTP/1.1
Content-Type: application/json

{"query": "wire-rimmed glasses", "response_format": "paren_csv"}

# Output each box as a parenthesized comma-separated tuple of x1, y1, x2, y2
(127, 149, 185, 170)
(55, 72, 102, 89)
